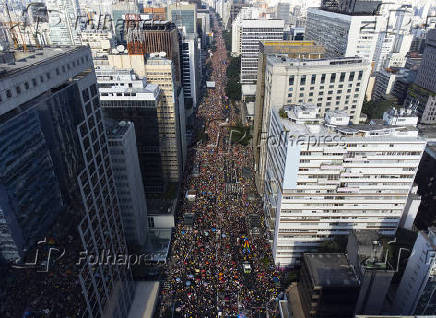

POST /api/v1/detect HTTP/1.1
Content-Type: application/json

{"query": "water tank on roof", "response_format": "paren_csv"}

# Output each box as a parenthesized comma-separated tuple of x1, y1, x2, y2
(116, 45, 125, 53)
(159, 51, 167, 58)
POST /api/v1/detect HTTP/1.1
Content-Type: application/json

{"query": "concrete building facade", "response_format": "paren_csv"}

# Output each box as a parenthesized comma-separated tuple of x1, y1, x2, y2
(263, 106, 426, 266)
(240, 19, 284, 84)
(107, 120, 147, 247)
(256, 56, 371, 195)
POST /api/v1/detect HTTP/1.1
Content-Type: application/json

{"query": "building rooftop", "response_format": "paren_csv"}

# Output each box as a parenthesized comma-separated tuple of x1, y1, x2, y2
(267, 54, 368, 67)
(351, 230, 387, 266)
(304, 253, 359, 288)
(241, 84, 256, 96)
(0, 47, 85, 78)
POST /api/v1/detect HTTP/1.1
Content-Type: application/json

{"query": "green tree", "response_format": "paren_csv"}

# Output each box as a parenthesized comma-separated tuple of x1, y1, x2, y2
(225, 56, 242, 101)
(223, 29, 232, 51)
(362, 95, 398, 120)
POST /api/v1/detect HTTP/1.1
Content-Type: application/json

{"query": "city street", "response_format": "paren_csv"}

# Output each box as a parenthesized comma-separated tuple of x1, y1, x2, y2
(158, 12, 279, 318)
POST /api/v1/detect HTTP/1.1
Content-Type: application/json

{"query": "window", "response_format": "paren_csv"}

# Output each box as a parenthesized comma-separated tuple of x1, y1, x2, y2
(300, 75, 306, 85)
(321, 74, 326, 84)
(6, 89, 11, 98)
(289, 75, 294, 86)
(24, 82, 29, 89)
(311, 75, 316, 85)
(358, 71, 363, 80)
(82, 89, 89, 102)
(16, 86, 21, 94)
(349, 71, 355, 81)
(148, 217, 155, 228)
(32, 78, 37, 87)
(340, 72, 346, 82)
(330, 73, 336, 83)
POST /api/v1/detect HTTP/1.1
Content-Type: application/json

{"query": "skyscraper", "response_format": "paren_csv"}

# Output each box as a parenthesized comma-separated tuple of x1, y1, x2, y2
(263, 106, 425, 266)
(97, 68, 166, 193)
(305, 7, 384, 62)
(256, 55, 371, 195)
(405, 29, 436, 124)
(107, 120, 147, 247)
(253, 40, 326, 192)
(167, 2, 198, 36)
(240, 19, 284, 85)
(0, 47, 134, 317)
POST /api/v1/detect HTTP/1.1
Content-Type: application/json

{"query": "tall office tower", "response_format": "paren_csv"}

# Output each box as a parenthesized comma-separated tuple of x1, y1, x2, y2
(405, 29, 436, 124)
(346, 231, 395, 315)
(240, 19, 284, 85)
(46, 0, 81, 45)
(144, 56, 187, 170)
(275, 2, 290, 25)
(392, 228, 436, 315)
(198, 8, 211, 48)
(256, 56, 371, 194)
(0, 47, 133, 317)
(167, 2, 197, 36)
(305, 7, 384, 62)
(107, 120, 147, 246)
(231, 7, 262, 56)
(298, 253, 360, 318)
(112, 0, 140, 44)
(96, 68, 169, 193)
(253, 40, 326, 191)
(373, 8, 414, 73)
(263, 106, 426, 266)
(125, 20, 182, 86)
(415, 29, 436, 94)
(105, 53, 186, 172)
(321, 0, 382, 15)
(181, 34, 200, 108)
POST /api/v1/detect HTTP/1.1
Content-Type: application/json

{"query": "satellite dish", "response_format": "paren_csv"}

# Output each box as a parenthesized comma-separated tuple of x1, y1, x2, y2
(116, 44, 125, 52)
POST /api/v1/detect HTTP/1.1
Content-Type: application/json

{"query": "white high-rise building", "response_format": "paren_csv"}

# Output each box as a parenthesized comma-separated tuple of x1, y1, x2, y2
(181, 35, 200, 108)
(263, 106, 426, 266)
(276, 2, 291, 25)
(231, 7, 263, 56)
(257, 56, 371, 195)
(107, 120, 147, 247)
(305, 7, 384, 62)
(240, 19, 284, 84)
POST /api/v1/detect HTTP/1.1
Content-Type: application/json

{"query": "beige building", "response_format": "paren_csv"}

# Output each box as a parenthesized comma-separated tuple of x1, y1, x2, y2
(104, 54, 186, 182)
(256, 55, 371, 194)
(254, 41, 326, 191)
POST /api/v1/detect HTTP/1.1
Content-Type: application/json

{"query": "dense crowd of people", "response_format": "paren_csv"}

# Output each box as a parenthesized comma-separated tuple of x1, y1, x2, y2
(158, 15, 279, 317)
(0, 205, 85, 318)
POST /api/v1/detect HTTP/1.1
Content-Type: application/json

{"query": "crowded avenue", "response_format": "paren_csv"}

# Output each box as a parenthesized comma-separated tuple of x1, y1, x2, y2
(157, 12, 279, 318)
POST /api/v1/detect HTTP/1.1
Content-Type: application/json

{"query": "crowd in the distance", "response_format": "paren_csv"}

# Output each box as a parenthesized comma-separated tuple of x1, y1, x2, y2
(157, 14, 279, 318)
